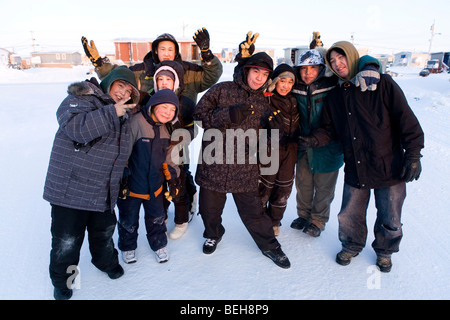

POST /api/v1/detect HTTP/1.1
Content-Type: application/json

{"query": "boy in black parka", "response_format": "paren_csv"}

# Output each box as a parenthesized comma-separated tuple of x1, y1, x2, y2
(259, 64, 299, 236)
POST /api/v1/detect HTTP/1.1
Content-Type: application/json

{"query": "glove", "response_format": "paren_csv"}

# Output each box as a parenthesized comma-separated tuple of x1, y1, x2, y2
(239, 31, 259, 58)
(298, 135, 318, 152)
(81, 36, 108, 67)
(354, 65, 380, 92)
(193, 28, 210, 51)
(193, 28, 214, 62)
(400, 155, 422, 182)
(265, 109, 285, 135)
(229, 104, 254, 124)
(165, 177, 184, 202)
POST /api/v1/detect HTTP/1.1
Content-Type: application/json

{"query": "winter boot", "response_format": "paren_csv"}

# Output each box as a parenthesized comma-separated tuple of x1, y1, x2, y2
(376, 255, 393, 273)
(107, 264, 124, 279)
(203, 238, 221, 255)
(169, 222, 188, 240)
(122, 250, 137, 264)
(53, 287, 73, 300)
(262, 246, 291, 269)
(335, 250, 359, 266)
(290, 217, 309, 230)
(155, 247, 169, 263)
(303, 223, 321, 237)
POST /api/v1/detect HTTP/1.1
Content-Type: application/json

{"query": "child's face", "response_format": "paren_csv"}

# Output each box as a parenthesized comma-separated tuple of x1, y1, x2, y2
(247, 67, 270, 90)
(156, 75, 175, 91)
(109, 80, 133, 103)
(300, 65, 321, 85)
(152, 103, 176, 124)
(329, 50, 349, 79)
(157, 41, 176, 61)
(275, 77, 294, 96)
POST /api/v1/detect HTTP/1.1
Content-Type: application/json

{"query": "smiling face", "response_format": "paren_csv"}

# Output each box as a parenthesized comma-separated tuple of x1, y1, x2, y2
(247, 67, 270, 90)
(151, 103, 176, 124)
(109, 80, 133, 103)
(329, 50, 350, 79)
(275, 77, 294, 96)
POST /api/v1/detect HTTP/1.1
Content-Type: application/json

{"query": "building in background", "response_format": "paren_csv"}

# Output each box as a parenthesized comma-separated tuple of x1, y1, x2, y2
(30, 52, 82, 68)
(113, 37, 199, 66)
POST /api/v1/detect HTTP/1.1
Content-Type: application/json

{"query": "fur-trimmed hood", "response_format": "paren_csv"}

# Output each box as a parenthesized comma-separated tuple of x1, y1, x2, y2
(67, 78, 115, 103)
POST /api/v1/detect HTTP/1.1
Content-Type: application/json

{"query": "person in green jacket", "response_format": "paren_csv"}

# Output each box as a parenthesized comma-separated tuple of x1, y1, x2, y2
(82, 28, 223, 104)
(290, 49, 344, 237)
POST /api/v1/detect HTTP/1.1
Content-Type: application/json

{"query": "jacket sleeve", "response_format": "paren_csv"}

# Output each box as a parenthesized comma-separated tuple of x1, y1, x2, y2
(164, 142, 181, 179)
(56, 95, 119, 144)
(193, 84, 231, 129)
(186, 56, 223, 95)
(383, 75, 424, 157)
(312, 95, 337, 147)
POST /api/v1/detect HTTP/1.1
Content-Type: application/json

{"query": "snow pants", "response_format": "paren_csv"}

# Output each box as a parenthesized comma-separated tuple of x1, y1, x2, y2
(295, 153, 339, 230)
(49, 204, 119, 290)
(259, 142, 297, 227)
(163, 164, 197, 224)
(199, 187, 280, 252)
(117, 195, 167, 252)
(338, 182, 406, 257)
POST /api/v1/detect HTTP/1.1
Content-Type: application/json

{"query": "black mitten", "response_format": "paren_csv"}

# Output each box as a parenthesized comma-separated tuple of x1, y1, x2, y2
(400, 155, 422, 182)
(229, 104, 254, 124)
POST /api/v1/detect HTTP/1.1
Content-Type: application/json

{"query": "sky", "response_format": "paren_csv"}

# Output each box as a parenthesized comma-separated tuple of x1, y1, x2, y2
(1, 0, 449, 57)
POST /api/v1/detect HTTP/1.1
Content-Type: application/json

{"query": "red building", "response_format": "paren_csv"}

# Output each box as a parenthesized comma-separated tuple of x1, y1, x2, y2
(113, 37, 199, 66)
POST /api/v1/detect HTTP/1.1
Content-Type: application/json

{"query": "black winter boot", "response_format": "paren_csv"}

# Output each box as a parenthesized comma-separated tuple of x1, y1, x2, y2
(107, 264, 124, 279)
(303, 223, 321, 237)
(262, 246, 291, 269)
(336, 250, 359, 266)
(290, 217, 309, 230)
(53, 287, 73, 300)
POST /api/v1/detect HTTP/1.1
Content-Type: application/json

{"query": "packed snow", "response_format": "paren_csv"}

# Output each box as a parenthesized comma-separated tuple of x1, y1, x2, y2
(0, 63, 449, 301)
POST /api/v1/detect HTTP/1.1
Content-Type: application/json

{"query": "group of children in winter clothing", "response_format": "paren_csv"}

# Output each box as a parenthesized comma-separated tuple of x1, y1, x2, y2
(44, 29, 424, 300)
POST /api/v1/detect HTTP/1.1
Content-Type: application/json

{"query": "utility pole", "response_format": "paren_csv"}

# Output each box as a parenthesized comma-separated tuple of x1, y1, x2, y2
(182, 21, 189, 38)
(427, 19, 441, 59)
(30, 31, 36, 52)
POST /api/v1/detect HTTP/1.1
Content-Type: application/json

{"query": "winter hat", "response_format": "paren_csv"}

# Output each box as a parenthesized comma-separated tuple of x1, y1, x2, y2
(145, 88, 179, 123)
(151, 33, 180, 63)
(100, 66, 140, 104)
(325, 41, 360, 81)
(244, 52, 274, 72)
(154, 62, 181, 94)
(297, 49, 325, 66)
(268, 63, 295, 92)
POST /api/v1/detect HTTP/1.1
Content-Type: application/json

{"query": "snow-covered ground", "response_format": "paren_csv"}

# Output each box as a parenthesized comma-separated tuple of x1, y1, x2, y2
(0, 63, 449, 301)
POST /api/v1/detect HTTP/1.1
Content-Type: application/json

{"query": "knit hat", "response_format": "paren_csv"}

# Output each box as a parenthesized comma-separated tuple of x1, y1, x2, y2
(268, 63, 295, 92)
(297, 49, 325, 66)
(151, 33, 180, 63)
(145, 89, 179, 123)
(100, 66, 140, 104)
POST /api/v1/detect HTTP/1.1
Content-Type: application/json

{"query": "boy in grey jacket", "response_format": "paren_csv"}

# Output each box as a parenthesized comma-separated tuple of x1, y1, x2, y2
(43, 66, 139, 300)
